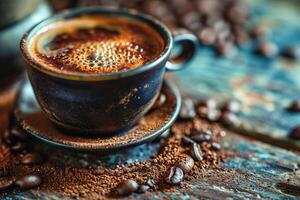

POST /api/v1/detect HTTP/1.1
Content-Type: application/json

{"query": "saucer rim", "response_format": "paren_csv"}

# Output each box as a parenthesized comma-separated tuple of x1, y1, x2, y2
(15, 80, 181, 151)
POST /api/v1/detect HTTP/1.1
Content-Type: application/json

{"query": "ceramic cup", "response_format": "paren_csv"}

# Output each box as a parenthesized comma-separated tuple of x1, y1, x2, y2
(20, 7, 198, 135)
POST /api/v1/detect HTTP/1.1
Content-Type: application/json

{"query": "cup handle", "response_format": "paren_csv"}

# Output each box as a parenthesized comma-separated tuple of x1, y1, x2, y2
(166, 28, 198, 71)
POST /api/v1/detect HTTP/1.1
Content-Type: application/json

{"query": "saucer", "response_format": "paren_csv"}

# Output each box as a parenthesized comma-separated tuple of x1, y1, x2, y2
(14, 80, 181, 151)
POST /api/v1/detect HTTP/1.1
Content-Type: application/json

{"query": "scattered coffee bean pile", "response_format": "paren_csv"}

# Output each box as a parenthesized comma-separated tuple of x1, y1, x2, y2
(181, 98, 241, 127)
(75, 0, 299, 60)
(0, 122, 44, 192)
(0, 95, 231, 198)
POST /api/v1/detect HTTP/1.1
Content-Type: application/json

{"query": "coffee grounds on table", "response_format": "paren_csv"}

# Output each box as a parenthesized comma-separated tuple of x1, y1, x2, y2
(0, 103, 231, 199)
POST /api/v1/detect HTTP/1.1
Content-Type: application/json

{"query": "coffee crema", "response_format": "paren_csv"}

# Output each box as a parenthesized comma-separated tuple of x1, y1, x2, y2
(28, 15, 165, 74)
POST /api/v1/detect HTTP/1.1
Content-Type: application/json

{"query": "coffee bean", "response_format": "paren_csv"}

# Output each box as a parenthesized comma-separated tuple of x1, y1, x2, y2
(15, 175, 42, 190)
(197, 107, 221, 122)
(221, 100, 241, 113)
(282, 46, 300, 60)
(190, 143, 203, 161)
(178, 155, 194, 172)
(0, 177, 15, 191)
(21, 153, 44, 165)
(152, 93, 167, 110)
(182, 136, 196, 145)
(196, 0, 220, 16)
(255, 41, 279, 58)
(289, 126, 300, 140)
(198, 98, 217, 109)
(250, 24, 268, 39)
(197, 27, 217, 45)
(115, 179, 139, 196)
(179, 98, 196, 119)
(190, 129, 212, 143)
(233, 28, 249, 46)
(2, 129, 13, 145)
(10, 127, 27, 141)
(219, 112, 238, 126)
(224, 2, 248, 25)
(171, 0, 193, 16)
(213, 20, 230, 34)
(146, 178, 155, 188)
(10, 142, 27, 152)
(211, 142, 221, 150)
(137, 184, 150, 193)
(165, 166, 183, 185)
(286, 101, 300, 113)
(190, 134, 212, 143)
(180, 12, 201, 31)
(215, 41, 235, 57)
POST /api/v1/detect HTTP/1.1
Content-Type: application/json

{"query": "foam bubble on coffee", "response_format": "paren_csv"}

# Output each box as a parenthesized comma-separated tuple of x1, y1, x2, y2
(28, 16, 165, 74)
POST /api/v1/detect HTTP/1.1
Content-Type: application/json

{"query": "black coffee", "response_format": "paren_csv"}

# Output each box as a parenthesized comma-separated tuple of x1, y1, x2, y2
(28, 15, 165, 74)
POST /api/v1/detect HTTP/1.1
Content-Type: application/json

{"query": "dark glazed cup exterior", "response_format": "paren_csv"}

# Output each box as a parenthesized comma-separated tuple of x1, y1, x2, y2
(20, 7, 198, 135)
(27, 58, 166, 133)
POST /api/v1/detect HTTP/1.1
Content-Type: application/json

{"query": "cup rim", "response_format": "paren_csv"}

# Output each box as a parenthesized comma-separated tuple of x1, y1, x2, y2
(20, 7, 173, 81)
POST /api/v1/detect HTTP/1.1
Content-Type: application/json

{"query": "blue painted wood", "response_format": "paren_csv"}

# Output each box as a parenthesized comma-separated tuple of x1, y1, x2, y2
(1, 0, 300, 199)
(171, 0, 300, 149)
(1, 132, 300, 199)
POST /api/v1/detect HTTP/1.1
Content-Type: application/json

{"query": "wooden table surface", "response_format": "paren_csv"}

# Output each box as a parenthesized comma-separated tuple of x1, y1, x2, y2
(1, 0, 300, 199)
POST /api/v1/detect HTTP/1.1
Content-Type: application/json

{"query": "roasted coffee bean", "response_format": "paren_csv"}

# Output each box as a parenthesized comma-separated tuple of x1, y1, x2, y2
(152, 93, 167, 110)
(255, 41, 279, 58)
(289, 126, 300, 140)
(190, 134, 212, 143)
(197, 107, 221, 122)
(215, 41, 235, 57)
(180, 12, 201, 32)
(171, 0, 193, 16)
(10, 142, 27, 152)
(146, 178, 155, 188)
(10, 127, 27, 141)
(213, 20, 230, 34)
(219, 112, 238, 126)
(190, 129, 212, 143)
(115, 179, 139, 196)
(198, 98, 217, 109)
(286, 101, 300, 112)
(165, 166, 183, 185)
(224, 2, 248, 25)
(211, 142, 221, 151)
(196, 0, 220, 16)
(2, 129, 13, 145)
(221, 100, 241, 113)
(250, 24, 268, 39)
(233, 28, 249, 46)
(15, 175, 42, 190)
(137, 184, 150, 193)
(21, 153, 44, 165)
(182, 136, 196, 145)
(178, 155, 194, 172)
(190, 143, 203, 161)
(197, 27, 217, 45)
(179, 98, 196, 119)
(0, 177, 15, 191)
(10, 142, 26, 152)
(282, 46, 300, 60)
